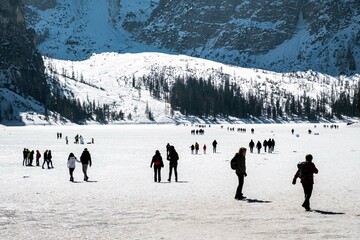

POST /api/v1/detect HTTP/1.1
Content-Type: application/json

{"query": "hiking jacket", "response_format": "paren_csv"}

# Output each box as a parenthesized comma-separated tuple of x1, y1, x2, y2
(151, 154, 164, 168)
(80, 150, 92, 166)
(293, 162, 318, 184)
(67, 157, 81, 168)
(167, 150, 179, 165)
(234, 154, 246, 175)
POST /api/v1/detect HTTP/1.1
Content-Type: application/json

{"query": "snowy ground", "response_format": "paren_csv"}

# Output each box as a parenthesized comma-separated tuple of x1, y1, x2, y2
(0, 123, 359, 239)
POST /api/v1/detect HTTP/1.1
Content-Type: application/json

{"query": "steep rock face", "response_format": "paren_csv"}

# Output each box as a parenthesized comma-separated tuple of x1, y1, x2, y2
(23, 0, 360, 76)
(137, 0, 299, 54)
(135, 0, 359, 75)
(0, 0, 48, 102)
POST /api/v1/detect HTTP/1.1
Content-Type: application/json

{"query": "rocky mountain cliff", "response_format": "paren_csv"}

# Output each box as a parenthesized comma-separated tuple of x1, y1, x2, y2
(24, 0, 360, 76)
(0, 0, 48, 103)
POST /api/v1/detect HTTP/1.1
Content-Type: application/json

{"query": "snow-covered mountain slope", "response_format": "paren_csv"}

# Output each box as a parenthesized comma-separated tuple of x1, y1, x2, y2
(0, 88, 69, 126)
(24, 0, 160, 59)
(24, 0, 360, 76)
(43, 52, 359, 124)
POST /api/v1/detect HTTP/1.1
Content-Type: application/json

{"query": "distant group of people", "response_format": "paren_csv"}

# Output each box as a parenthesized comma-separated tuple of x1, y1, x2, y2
(22, 148, 53, 169)
(248, 139, 275, 154)
(73, 134, 94, 145)
(56, 132, 63, 139)
(189, 140, 218, 155)
(190, 129, 205, 135)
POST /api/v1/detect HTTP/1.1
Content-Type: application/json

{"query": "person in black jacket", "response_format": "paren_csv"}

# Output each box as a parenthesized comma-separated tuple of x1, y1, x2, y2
(232, 147, 247, 200)
(212, 140, 217, 153)
(42, 150, 49, 169)
(249, 140, 255, 153)
(256, 141, 262, 154)
(47, 150, 54, 168)
(167, 145, 179, 182)
(150, 150, 164, 182)
(80, 148, 92, 181)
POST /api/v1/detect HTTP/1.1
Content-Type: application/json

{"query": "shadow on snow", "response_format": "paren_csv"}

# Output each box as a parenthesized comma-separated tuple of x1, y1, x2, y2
(313, 210, 345, 215)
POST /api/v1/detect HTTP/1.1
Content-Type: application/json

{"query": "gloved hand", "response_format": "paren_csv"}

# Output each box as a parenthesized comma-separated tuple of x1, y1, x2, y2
(244, 172, 247, 177)
(292, 178, 296, 185)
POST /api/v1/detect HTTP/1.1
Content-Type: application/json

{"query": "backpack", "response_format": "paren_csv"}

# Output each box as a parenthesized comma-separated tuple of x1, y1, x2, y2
(297, 162, 309, 179)
(230, 155, 238, 170)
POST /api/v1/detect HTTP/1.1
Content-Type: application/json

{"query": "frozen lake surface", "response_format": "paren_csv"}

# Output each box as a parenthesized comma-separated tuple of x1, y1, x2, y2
(0, 123, 359, 239)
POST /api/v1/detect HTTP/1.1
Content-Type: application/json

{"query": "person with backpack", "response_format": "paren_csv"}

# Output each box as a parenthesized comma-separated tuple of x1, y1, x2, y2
(231, 147, 247, 200)
(167, 145, 179, 182)
(292, 154, 319, 211)
(67, 153, 81, 182)
(80, 148, 92, 181)
(150, 150, 164, 182)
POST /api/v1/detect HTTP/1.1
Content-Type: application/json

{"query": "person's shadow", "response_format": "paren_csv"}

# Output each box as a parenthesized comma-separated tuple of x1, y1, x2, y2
(245, 198, 272, 203)
(312, 210, 345, 215)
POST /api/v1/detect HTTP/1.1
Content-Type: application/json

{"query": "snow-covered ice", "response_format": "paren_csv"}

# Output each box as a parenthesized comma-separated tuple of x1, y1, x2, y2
(0, 123, 359, 239)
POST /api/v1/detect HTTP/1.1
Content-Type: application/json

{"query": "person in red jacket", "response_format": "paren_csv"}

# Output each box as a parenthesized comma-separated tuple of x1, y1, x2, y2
(150, 150, 164, 183)
(292, 154, 319, 211)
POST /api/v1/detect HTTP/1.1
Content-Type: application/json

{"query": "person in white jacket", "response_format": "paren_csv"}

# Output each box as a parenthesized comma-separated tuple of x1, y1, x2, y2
(67, 153, 81, 182)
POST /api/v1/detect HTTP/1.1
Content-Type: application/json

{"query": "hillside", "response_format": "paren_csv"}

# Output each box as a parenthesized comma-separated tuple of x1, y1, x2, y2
(43, 52, 359, 124)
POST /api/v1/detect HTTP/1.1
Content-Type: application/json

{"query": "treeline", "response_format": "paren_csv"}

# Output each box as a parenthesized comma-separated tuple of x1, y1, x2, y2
(169, 77, 262, 118)
(167, 76, 359, 121)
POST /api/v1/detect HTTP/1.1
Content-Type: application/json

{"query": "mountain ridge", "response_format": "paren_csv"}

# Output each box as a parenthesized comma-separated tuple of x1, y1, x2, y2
(24, 0, 360, 76)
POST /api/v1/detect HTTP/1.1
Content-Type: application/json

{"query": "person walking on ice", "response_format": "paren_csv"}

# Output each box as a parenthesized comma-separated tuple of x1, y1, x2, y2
(35, 150, 41, 166)
(150, 150, 164, 182)
(167, 145, 179, 182)
(80, 148, 92, 181)
(47, 150, 54, 168)
(42, 150, 49, 169)
(67, 153, 81, 182)
(212, 140, 217, 153)
(292, 154, 318, 211)
(232, 147, 247, 200)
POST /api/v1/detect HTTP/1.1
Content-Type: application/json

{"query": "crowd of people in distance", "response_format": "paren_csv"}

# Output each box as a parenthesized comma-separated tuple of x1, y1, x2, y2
(248, 138, 275, 154)
(189, 140, 217, 154)
(22, 148, 53, 169)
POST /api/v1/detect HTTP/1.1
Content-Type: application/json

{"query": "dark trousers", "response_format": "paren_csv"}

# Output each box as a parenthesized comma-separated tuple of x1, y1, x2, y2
(42, 159, 49, 168)
(82, 164, 89, 180)
(69, 168, 75, 181)
(48, 160, 53, 168)
(168, 164, 178, 181)
(153, 166, 161, 182)
(235, 172, 244, 198)
(302, 183, 313, 209)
